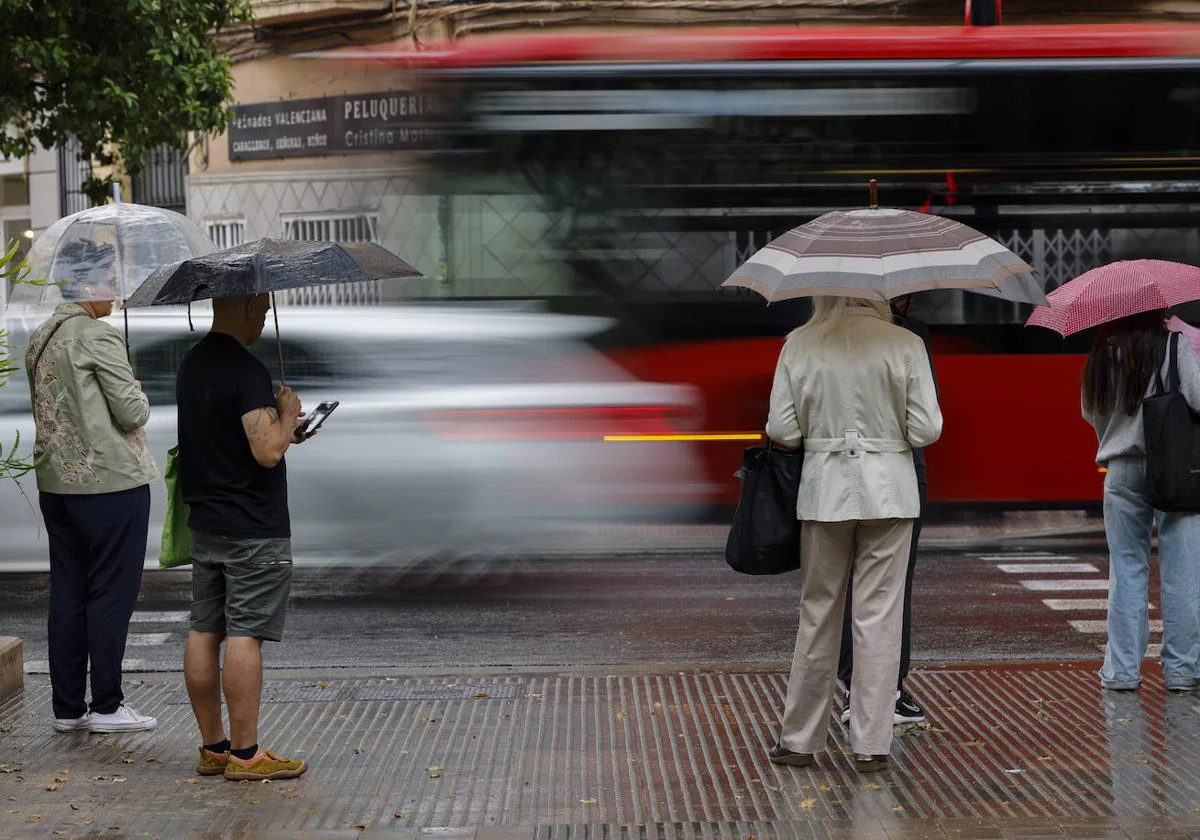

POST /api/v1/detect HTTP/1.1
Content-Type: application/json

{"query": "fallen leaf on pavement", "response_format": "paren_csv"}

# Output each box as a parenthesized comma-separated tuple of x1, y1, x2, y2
(474, 692, 489, 699)
(45, 784, 58, 792)
(70, 804, 79, 811)
(393, 811, 408, 820)
(797, 797, 816, 810)
(615, 711, 627, 719)
(864, 783, 881, 790)
(817, 784, 832, 793)
(580, 798, 599, 805)
(425, 766, 443, 779)
(352, 823, 367, 830)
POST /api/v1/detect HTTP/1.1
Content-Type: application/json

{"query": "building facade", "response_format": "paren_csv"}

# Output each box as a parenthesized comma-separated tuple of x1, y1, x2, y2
(184, 0, 1200, 308)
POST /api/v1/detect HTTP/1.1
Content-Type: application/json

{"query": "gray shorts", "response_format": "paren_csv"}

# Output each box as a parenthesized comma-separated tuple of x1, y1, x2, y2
(190, 530, 294, 642)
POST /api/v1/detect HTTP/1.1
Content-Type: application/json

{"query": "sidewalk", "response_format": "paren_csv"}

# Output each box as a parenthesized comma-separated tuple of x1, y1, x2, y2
(2, 662, 1198, 840)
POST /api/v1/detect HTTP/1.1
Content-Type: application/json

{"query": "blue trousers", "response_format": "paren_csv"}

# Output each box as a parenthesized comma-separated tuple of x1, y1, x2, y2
(1101, 457, 1200, 690)
(40, 485, 150, 718)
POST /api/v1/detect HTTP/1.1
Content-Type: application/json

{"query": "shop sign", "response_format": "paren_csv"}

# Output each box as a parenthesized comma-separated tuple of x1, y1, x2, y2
(228, 91, 434, 160)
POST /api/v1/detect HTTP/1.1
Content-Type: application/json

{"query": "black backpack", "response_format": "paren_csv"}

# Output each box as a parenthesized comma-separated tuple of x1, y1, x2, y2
(1143, 332, 1200, 512)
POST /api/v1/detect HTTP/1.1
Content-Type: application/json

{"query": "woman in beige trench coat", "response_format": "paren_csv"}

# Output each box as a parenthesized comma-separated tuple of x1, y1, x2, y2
(765, 296, 942, 773)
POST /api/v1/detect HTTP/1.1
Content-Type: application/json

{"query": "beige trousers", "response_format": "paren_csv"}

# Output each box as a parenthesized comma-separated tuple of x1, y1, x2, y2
(778, 518, 914, 756)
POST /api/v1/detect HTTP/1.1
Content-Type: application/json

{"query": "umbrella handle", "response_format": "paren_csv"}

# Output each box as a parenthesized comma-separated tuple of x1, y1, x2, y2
(123, 305, 130, 362)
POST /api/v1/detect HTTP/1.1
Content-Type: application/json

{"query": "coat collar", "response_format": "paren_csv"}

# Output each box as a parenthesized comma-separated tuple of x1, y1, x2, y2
(844, 306, 889, 321)
(53, 302, 92, 319)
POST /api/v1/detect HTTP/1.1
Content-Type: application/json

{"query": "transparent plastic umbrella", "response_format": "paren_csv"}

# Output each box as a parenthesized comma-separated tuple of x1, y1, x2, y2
(25, 200, 215, 305)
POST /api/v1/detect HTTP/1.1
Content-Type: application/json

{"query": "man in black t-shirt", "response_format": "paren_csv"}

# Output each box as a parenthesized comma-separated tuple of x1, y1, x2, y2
(177, 293, 309, 782)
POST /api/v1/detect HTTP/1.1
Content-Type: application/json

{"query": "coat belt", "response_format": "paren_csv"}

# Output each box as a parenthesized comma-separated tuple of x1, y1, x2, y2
(804, 431, 910, 455)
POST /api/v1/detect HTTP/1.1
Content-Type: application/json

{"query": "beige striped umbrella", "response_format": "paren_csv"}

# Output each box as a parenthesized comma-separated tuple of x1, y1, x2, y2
(722, 197, 1047, 305)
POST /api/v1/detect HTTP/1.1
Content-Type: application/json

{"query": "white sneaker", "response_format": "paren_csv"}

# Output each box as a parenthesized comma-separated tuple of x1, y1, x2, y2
(53, 713, 91, 733)
(87, 704, 157, 733)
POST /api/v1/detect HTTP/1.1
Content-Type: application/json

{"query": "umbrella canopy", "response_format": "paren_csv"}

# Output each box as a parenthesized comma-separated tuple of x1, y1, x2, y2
(24, 202, 215, 303)
(1025, 259, 1200, 336)
(721, 207, 1047, 305)
(125, 239, 421, 307)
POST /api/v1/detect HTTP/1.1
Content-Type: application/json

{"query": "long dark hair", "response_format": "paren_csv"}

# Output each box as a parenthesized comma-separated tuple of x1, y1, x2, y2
(1081, 309, 1168, 417)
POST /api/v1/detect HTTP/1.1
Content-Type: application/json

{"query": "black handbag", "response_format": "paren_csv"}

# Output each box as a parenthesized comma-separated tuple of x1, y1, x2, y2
(1143, 332, 1200, 512)
(724, 440, 803, 575)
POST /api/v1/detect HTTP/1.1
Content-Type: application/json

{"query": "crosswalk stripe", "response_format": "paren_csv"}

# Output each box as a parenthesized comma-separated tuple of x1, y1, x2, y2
(975, 553, 1075, 561)
(997, 563, 1099, 574)
(1095, 643, 1162, 658)
(24, 658, 148, 673)
(130, 611, 189, 623)
(1072, 619, 1162, 634)
(1043, 598, 1110, 610)
(126, 633, 171, 646)
(1022, 579, 1109, 591)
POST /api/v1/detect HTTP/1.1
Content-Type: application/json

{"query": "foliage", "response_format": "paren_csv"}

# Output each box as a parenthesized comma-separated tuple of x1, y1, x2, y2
(0, 240, 45, 482)
(0, 0, 252, 204)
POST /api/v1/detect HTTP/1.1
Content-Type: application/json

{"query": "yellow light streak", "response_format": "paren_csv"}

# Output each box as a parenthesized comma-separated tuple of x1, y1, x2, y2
(603, 433, 765, 442)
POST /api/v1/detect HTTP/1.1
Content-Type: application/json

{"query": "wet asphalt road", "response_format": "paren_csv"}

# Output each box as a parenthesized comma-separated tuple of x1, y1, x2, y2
(0, 537, 1127, 672)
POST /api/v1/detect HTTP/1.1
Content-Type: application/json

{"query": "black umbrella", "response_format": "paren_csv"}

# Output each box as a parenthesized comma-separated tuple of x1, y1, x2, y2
(125, 238, 422, 384)
(126, 239, 420, 306)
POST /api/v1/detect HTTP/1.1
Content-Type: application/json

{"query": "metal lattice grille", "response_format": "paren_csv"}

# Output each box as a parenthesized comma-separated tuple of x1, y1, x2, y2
(282, 212, 378, 244)
(131, 143, 188, 214)
(57, 138, 91, 216)
(996, 228, 1114, 289)
(205, 219, 245, 250)
(280, 211, 380, 305)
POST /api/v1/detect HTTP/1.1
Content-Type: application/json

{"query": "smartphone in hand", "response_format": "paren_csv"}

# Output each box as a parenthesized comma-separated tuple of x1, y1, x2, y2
(296, 400, 339, 438)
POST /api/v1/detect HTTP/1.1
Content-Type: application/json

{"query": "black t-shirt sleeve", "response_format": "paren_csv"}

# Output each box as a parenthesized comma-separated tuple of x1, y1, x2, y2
(237, 358, 277, 418)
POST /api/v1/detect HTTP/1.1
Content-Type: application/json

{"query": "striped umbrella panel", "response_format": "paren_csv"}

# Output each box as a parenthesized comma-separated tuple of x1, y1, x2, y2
(722, 208, 1042, 303)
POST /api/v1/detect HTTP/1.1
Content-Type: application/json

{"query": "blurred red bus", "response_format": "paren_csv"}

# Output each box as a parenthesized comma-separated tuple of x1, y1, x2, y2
(364, 23, 1200, 508)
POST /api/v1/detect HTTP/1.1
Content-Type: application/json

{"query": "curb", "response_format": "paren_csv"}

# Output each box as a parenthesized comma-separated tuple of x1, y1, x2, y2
(0, 636, 22, 702)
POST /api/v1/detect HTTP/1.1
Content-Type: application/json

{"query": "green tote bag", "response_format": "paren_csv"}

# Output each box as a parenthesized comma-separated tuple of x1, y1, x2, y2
(159, 446, 192, 569)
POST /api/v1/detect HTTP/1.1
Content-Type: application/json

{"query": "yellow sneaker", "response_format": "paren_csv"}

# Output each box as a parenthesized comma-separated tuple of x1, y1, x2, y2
(196, 746, 229, 776)
(223, 748, 308, 781)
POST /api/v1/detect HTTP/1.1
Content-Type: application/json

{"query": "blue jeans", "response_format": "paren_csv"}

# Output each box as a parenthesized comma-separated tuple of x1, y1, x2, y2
(1101, 457, 1200, 690)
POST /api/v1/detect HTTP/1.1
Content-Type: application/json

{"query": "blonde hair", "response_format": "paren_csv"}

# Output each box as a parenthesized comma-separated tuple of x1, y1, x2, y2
(795, 295, 890, 335)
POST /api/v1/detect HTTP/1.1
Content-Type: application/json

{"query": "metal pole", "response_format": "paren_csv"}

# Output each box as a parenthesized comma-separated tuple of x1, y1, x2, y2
(271, 292, 285, 388)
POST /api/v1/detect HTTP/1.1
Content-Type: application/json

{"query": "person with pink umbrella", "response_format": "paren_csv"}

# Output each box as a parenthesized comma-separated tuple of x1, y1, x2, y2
(1028, 260, 1200, 692)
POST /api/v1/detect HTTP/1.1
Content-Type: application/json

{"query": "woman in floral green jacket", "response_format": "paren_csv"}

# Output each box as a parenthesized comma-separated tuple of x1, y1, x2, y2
(26, 289, 159, 736)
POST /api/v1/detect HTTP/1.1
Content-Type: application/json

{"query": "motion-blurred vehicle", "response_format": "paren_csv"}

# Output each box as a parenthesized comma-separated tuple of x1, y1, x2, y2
(0, 305, 709, 569)
(393, 22, 1200, 508)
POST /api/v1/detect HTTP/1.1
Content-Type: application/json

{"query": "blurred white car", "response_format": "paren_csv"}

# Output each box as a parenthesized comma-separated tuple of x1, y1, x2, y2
(0, 304, 711, 569)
